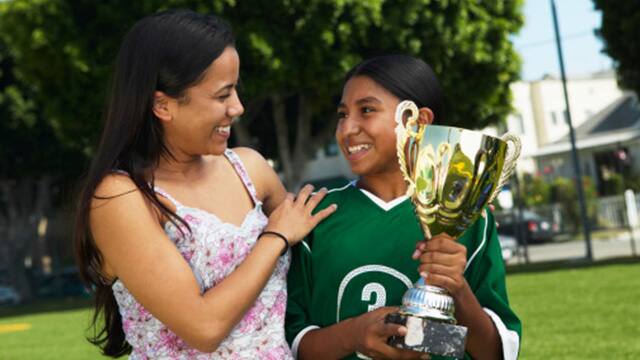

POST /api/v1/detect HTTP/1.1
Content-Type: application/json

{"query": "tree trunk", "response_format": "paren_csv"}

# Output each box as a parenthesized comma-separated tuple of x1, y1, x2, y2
(0, 176, 52, 302)
(271, 93, 339, 190)
(272, 94, 296, 188)
(233, 98, 265, 147)
(290, 94, 313, 189)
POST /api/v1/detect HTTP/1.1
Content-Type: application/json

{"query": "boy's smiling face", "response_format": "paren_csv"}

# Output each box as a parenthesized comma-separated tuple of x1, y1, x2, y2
(336, 76, 402, 176)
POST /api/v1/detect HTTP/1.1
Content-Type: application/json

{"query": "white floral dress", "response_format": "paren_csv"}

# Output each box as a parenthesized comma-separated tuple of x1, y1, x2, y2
(112, 149, 293, 359)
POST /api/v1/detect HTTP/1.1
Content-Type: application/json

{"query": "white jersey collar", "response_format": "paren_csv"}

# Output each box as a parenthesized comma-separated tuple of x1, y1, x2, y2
(358, 187, 408, 211)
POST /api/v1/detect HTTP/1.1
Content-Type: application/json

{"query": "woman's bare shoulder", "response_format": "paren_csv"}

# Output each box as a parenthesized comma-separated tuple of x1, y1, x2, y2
(231, 147, 269, 169)
(92, 173, 140, 207)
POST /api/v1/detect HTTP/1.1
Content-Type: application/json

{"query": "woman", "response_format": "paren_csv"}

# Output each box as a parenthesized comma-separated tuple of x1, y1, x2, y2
(75, 9, 335, 359)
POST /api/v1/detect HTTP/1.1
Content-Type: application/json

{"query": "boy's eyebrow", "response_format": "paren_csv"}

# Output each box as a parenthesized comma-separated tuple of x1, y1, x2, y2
(355, 96, 382, 105)
(337, 96, 382, 109)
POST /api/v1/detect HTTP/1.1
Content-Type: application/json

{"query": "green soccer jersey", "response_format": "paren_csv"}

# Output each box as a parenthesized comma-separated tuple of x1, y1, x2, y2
(286, 183, 521, 360)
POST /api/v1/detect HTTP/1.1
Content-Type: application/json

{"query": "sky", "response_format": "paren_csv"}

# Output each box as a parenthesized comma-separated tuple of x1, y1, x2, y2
(512, 0, 613, 81)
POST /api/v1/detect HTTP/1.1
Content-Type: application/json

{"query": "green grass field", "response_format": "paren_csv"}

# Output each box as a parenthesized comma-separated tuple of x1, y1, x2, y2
(508, 262, 640, 359)
(1, 262, 638, 359)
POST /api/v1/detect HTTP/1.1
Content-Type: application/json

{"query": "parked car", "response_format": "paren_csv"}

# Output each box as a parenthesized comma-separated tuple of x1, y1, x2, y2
(498, 234, 518, 262)
(0, 286, 21, 306)
(497, 210, 558, 244)
(36, 267, 90, 298)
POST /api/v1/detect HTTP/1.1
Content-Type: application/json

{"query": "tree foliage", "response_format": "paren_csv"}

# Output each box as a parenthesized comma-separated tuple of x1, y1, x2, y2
(594, 0, 640, 97)
(1, 0, 524, 188)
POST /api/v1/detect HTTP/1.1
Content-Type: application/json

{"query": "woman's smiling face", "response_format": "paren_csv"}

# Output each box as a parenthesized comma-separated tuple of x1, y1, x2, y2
(162, 46, 244, 157)
(336, 75, 402, 176)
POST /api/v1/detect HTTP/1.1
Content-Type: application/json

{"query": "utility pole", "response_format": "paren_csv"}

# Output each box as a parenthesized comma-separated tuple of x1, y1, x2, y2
(512, 174, 529, 263)
(550, 0, 593, 260)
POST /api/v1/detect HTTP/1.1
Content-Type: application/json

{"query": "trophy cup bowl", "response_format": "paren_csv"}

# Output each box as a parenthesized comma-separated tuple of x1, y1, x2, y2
(386, 101, 521, 358)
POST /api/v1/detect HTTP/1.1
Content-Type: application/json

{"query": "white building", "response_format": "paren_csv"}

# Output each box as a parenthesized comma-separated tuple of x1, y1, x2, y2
(492, 71, 624, 176)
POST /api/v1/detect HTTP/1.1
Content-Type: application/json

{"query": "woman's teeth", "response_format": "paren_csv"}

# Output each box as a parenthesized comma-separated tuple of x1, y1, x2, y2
(347, 144, 371, 154)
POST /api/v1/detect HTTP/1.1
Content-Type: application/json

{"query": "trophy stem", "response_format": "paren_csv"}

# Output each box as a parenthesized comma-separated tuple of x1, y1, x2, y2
(388, 276, 468, 358)
(399, 277, 456, 324)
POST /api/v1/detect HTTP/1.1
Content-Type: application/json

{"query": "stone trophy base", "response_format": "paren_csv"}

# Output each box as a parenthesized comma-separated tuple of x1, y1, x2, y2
(385, 312, 468, 359)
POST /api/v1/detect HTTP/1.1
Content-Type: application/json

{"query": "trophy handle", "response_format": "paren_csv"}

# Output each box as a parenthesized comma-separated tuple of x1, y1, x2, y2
(488, 133, 522, 204)
(395, 101, 425, 196)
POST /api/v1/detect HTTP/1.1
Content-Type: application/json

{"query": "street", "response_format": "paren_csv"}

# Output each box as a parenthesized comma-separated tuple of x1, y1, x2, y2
(507, 232, 639, 265)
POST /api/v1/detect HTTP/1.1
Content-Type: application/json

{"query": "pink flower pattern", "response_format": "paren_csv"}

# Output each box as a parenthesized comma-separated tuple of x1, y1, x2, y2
(112, 150, 292, 359)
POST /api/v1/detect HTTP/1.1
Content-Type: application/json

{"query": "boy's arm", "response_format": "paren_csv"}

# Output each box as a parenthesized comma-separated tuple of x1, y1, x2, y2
(452, 281, 504, 359)
(465, 211, 521, 360)
(416, 210, 521, 360)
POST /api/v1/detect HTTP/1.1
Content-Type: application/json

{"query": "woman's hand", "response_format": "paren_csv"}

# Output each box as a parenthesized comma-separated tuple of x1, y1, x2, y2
(264, 184, 336, 245)
(412, 233, 468, 297)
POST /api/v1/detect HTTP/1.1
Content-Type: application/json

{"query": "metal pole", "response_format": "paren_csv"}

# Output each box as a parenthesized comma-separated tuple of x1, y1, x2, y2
(513, 174, 529, 263)
(550, 0, 593, 260)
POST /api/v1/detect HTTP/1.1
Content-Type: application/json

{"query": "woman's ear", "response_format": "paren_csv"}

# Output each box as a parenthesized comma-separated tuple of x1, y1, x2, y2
(418, 107, 435, 125)
(152, 91, 173, 122)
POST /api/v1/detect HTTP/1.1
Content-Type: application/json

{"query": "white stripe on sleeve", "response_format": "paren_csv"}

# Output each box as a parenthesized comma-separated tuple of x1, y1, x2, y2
(292, 325, 320, 359)
(483, 307, 520, 360)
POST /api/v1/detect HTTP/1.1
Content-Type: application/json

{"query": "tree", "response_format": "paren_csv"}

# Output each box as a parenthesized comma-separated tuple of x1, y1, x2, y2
(594, 0, 640, 97)
(232, 0, 525, 187)
(550, 176, 597, 234)
(1, 0, 524, 189)
(520, 173, 551, 207)
(0, 38, 85, 300)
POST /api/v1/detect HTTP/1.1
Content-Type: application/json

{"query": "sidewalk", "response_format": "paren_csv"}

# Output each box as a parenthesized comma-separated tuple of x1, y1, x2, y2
(506, 230, 639, 265)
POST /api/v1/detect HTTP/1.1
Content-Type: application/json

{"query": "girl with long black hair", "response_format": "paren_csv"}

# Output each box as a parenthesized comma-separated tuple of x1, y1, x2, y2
(75, 9, 335, 359)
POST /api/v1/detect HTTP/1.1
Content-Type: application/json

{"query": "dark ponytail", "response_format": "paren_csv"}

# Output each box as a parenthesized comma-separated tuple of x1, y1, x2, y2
(344, 54, 444, 123)
(73, 9, 235, 357)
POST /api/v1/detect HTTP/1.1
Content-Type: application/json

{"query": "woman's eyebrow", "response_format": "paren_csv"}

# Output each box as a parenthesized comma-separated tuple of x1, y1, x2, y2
(214, 83, 234, 94)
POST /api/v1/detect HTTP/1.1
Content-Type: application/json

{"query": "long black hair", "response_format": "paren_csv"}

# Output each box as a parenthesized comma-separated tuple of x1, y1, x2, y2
(74, 9, 235, 357)
(344, 54, 444, 123)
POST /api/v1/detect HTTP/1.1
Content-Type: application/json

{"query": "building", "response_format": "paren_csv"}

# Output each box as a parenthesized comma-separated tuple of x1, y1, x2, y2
(494, 71, 624, 175)
(534, 93, 640, 194)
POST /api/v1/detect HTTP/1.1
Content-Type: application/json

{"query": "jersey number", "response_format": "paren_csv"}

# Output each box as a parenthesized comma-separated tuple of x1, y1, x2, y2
(361, 282, 387, 311)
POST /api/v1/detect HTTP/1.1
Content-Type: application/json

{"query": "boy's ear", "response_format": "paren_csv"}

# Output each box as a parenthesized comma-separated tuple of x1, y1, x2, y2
(418, 107, 435, 125)
(152, 91, 173, 122)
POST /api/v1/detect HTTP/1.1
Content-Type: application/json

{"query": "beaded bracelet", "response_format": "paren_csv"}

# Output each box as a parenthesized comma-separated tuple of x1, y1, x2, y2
(259, 231, 290, 256)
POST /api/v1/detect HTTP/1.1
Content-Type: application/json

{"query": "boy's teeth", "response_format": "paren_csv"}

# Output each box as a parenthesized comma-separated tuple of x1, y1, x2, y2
(347, 144, 371, 154)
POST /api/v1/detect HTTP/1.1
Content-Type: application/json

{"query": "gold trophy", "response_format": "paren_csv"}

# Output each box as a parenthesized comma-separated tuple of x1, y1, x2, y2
(386, 101, 521, 358)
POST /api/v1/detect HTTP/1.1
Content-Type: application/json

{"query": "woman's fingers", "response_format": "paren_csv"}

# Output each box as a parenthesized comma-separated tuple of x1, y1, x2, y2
(294, 184, 315, 207)
(304, 187, 328, 210)
(311, 204, 338, 226)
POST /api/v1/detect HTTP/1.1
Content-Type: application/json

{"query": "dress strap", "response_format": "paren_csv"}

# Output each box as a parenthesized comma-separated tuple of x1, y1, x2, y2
(153, 186, 184, 209)
(112, 169, 130, 176)
(224, 149, 261, 206)
(112, 169, 183, 209)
